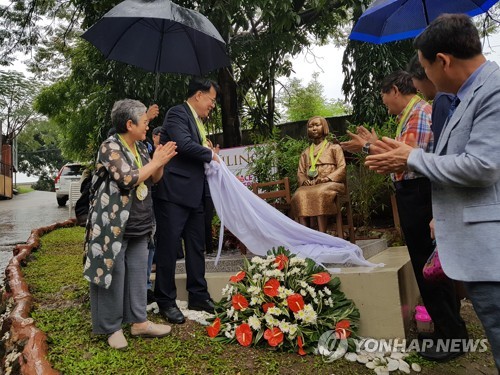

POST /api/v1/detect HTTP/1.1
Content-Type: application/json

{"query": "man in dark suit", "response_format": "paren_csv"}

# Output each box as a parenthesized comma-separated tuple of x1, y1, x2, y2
(154, 77, 220, 324)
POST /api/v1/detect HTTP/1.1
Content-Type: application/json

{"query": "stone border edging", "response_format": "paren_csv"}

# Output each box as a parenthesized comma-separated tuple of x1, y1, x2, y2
(1, 219, 76, 375)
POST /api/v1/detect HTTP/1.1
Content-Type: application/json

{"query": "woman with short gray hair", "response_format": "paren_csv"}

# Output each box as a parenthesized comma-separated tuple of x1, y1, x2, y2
(83, 99, 177, 349)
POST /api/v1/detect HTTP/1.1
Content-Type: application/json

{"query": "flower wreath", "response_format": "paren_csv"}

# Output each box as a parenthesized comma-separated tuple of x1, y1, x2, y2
(206, 247, 359, 355)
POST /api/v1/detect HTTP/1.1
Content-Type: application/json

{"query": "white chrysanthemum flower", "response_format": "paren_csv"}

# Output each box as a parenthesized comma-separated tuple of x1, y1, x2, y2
(252, 273, 262, 281)
(300, 289, 307, 296)
(264, 269, 283, 279)
(300, 281, 308, 288)
(247, 286, 260, 295)
(227, 306, 235, 318)
(307, 286, 317, 298)
(225, 330, 235, 339)
(225, 323, 232, 332)
(248, 315, 261, 331)
(250, 296, 263, 306)
(294, 309, 306, 321)
(279, 320, 291, 333)
(266, 306, 282, 316)
(288, 324, 298, 336)
(302, 304, 317, 324)
(323, 287, 332, 296)
(318, 290, 325, 298)
(265, 315, 279, 327)
(225, 285, 235, 301)
(251, 256, 264, 264)
(278, 286, 289, 299)
(313, 297, 319, 305)
(221, 284, 229, 295)
(290, 257, 306, 265)
(234, 311, 239, 321)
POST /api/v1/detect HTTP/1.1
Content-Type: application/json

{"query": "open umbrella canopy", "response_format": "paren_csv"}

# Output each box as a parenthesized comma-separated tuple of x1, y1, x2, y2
(81, 0, 230, 76)
(349, 0, 499, 44)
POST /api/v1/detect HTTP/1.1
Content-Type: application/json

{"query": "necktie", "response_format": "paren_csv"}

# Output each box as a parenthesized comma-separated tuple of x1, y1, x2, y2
(195, 117, 207, 146)
(448, 96, 461, 120)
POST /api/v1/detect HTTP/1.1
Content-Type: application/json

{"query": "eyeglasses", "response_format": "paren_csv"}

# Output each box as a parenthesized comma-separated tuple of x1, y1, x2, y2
(203, 92, 217, 105)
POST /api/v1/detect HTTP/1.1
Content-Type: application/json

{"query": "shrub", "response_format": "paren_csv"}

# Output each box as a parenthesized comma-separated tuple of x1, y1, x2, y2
(32, 171, 55, 192)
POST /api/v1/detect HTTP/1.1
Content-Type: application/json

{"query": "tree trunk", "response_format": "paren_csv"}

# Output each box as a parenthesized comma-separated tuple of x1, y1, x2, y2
(218, 67, 242, 147)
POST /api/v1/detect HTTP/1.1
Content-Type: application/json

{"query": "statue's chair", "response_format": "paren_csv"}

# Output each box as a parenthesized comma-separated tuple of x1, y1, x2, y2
(251, 177, 292, 216)
(332, 180, 356, 243)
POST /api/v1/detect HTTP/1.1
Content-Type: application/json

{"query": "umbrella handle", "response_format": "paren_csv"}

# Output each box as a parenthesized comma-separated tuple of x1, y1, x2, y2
(154, 72, 160, 102)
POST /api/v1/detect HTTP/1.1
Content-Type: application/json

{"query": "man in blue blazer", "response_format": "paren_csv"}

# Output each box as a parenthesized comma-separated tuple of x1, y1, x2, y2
(366, 14, 500, 369)
(155, 78, 220, 324)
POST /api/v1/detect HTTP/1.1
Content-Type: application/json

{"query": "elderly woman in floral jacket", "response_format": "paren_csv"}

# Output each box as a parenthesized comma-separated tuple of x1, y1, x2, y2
(83, 99, 177, 349)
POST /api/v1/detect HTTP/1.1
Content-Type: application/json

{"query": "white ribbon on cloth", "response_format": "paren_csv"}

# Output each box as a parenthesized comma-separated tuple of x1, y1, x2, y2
(205, 160, 382, 269)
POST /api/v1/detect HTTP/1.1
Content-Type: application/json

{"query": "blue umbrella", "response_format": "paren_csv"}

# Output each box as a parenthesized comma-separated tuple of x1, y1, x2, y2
(349, 0, 499, 44)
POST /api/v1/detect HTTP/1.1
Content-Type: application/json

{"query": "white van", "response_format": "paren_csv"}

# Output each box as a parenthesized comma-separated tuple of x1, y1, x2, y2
(54, 163, 84, 206)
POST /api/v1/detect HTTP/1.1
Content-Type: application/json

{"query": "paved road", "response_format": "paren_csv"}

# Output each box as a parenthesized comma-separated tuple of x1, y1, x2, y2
(0, 191, 70, 278)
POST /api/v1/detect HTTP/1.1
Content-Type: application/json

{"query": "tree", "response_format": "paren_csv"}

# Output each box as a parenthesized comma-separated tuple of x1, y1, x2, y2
(341, 2, 500, 128)
(278, 73, 350, 122)
(16, 118, 68, 176)
(1, 0, 361, 152)
(0, 70, 41, 144)
(342, 38, 414, 127)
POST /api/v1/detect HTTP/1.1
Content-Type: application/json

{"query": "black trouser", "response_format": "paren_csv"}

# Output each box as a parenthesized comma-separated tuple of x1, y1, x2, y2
(154, 200, 210, 308)
(395, 178, 467, 340)
(204, 195, 215, 254)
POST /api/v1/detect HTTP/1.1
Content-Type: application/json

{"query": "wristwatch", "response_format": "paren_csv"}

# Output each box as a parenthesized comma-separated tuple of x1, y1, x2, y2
(362, 142, 371, 155)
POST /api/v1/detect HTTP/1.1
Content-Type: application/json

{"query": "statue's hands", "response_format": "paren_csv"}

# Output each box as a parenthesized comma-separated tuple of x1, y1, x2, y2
(315, 177, 330, 184)
(302, 180, 313, 186)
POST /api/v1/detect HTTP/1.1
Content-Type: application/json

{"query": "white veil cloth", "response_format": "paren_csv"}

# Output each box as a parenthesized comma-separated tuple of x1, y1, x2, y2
(205, 160, 381, 269)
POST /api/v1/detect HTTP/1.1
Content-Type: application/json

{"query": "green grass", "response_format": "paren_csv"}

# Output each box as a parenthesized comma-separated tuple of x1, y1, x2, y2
(16, 185, 34, 194)
(21, 227, 496, 375)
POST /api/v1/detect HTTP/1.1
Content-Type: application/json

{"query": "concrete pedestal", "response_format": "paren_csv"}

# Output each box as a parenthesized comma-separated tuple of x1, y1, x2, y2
(170, 246, 419, 339)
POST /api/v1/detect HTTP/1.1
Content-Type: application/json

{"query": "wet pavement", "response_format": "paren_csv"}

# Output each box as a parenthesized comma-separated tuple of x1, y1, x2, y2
(0, 191, 70, 279)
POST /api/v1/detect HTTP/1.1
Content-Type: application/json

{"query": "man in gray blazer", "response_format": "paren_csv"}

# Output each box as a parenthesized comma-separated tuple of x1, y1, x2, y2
(365, 14, 500, 370)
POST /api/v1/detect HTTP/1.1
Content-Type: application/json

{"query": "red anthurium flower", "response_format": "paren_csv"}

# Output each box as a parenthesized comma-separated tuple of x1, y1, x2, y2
(235, 323, 253, 347)
(262, 302, 275, 313)
(229, 271, 246, 283)
(232, 294, 249, 310)
(274, 254, 288, 270)
(335, 320, 351, 339)
(287, 294, 305, 313)
(311, 272, 331, 285)
(263, 278, 280, 297)
(264, 327, 284, 347)
(297, 335, 306, 356)
(206, 317, 221, 338)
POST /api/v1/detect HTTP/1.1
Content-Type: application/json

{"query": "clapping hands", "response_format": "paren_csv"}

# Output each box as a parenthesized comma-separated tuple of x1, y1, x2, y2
(153, 141, 177, 166)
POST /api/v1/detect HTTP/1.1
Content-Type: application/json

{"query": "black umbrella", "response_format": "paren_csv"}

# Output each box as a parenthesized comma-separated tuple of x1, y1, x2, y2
(82, 0, 230, 99)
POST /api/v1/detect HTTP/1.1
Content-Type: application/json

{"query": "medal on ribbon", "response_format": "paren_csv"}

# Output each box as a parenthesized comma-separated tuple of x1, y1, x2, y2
(118, 134, 148, 201)
(136, 182, 148, 201)
(308, 139, 328, 180)
(307, 168, 319, 179)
